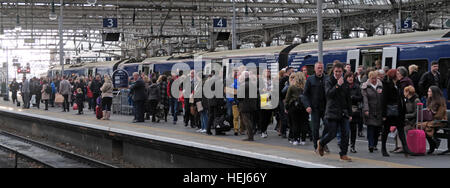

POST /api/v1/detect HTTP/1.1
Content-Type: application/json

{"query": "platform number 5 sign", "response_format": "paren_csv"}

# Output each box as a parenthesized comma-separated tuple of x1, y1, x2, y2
(103, 18, 118, 28)
(213, 18, 227, 28)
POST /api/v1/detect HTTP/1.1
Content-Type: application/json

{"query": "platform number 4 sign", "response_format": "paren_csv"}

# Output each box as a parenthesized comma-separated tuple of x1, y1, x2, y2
(103, 18, 118, 28)
(213, 18, 227, 28)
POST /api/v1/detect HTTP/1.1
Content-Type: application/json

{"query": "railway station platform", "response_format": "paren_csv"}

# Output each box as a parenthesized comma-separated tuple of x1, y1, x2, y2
(0, 100, 448, 168)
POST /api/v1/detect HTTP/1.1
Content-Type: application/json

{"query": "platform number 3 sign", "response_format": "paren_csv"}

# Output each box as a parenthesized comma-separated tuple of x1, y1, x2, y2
(103, 18, 118, 28)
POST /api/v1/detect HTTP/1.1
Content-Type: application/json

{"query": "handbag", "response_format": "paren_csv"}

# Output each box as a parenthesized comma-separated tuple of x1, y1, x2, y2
(196, 101, 203, 112)
(422, 109, 434, 121)
(190, 105, 197, 116)
(386, 104, 399, 117)
(73, 103, 78, 110)
(55, 93, 64, 103)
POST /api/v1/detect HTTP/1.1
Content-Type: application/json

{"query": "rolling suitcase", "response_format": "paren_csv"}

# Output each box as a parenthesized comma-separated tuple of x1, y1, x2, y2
(407, 103, 426, 155)
(96, 106, 103, 119)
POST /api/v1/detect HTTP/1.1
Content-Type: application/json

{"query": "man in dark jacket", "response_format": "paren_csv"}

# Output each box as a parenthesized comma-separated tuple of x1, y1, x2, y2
(397, 66, 413, 98)
(9, 78, 19, 104)
(419, 62, 443, 98)
(316, 62, 352, 162)
(238, 72, 259, 141)
(302, 62, 329, 150)
(130, 72, 147, 123)
(90, 74, 103, 106)
(148, 78, 161, 122)
(205, 72, 225, 135)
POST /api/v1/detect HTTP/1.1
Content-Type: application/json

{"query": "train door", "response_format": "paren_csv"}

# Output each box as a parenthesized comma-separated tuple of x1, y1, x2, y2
(87, 67, 94, 77)
(439, 58, 450, 89)
(382, 47, 398, 69)
(142, 64, 150, 75)
(138, 64, 143, 74)
(346, 49, 360, 72)
(361, 49, 382, 69)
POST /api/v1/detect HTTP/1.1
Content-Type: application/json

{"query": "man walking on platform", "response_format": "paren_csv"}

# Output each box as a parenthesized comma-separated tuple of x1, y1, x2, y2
(303, 62, 329, 151)
(130, 72, 147, 123)
(21, 77, 30, 109)
(59, 76, 71, 112)
(10, 78, 19, 104)
(316, 62, 352, 162)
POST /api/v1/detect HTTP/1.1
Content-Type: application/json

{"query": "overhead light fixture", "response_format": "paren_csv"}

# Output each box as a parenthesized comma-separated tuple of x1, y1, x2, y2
(49, 1, 57, 21)
(15, 15, 21, 31)
(87, 0, 97, 6)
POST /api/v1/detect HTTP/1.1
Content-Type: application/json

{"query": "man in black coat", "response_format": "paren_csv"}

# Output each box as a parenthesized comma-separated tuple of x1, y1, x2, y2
(130, 72, 147, 123)
(238, 71, 259, 141)
(302, 62, 329, 150)
(9, 78, 20, 104)
(90, 74, 103, 104)
(419, 61, 443, 98)
(316, 62, 352, 161)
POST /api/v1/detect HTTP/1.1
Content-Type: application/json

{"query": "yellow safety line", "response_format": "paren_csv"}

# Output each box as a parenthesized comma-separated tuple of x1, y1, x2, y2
(1, 104, 421, 168)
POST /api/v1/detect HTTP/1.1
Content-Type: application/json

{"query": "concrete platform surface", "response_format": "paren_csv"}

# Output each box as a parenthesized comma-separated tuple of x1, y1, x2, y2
(0, 100, 448, 168)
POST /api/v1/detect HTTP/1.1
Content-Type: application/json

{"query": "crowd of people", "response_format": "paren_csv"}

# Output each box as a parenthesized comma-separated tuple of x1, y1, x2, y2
(7, 60, 450, 162)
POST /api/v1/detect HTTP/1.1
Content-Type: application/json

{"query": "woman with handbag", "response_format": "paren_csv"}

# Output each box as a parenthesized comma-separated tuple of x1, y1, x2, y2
(423, 86, 447, 154)
(345, 72, 362, 153)
(381, 69, 413, 157)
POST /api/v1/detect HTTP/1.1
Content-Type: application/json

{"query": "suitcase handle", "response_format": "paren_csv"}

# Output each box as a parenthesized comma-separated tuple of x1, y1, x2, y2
(416, 103, 424, 130)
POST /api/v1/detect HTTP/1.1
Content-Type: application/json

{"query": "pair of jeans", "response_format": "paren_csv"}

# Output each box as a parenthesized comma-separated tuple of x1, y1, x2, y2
(200, 110, 208, 130)
(44, 99, 48, 110)
(288, 109, 307, 142)
(134, 100, 145, 122)
(311, 110, 328, 149)
(22, 92, 30, 108)
(259, 109, 272, 134)
(169, 98, 178, 122)
(367, 125, 381, 148)
(278, 102, 288, 136)
(320, 119, 349, 156)
(337, 120, 350, 145)
(241, 112, 254, 139)
(62, 94, 70, 111)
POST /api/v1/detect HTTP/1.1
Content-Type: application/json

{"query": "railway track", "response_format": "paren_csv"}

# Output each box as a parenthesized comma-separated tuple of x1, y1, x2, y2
(0, 131, 118, 168)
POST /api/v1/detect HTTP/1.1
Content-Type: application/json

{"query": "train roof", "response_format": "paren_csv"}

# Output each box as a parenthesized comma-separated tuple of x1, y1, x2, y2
(290, 29, 450, 53)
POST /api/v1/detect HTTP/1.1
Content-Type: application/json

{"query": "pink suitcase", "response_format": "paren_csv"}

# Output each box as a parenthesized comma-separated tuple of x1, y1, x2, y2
(407, 103, 426, 155)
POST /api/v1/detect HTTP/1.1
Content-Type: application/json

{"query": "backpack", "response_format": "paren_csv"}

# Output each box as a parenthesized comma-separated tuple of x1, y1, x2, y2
(45, 85, 52, 94)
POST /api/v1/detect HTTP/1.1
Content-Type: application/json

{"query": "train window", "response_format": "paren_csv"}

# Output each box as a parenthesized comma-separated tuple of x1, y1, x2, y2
(398, 59, 428, 78)
(438, 58, 450, 88)
(385, 57, 393, 69)
(361, 52, 382, 68)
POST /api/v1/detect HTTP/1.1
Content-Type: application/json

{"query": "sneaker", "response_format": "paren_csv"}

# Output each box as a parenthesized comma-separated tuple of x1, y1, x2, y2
(289, 139, 293, 144)
(293, 141, 299, 146)
(200, 129, 207, 133)
(299, 141, 306, 146)
(196, 129, 202, 133)
(340, 155, 352, 162)
(261, 132, 268, 138)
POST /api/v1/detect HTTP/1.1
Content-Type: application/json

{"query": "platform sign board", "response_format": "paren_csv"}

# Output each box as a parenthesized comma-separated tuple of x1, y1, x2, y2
(103, 18, 118, 28)
(24, 38, 35, 44)
(213, 18, 227, 28)
(112, 69, 129, 88)
(402, 19, 412, 29)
